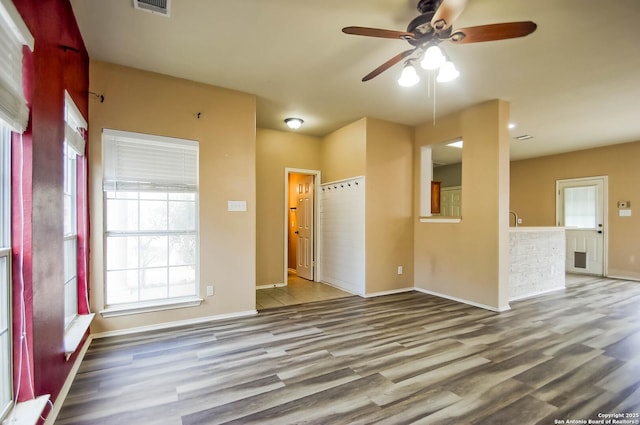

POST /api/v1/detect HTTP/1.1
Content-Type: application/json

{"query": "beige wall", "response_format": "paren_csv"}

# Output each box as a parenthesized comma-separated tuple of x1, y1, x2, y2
(511, 140, 640, 280)
(256, 128, 323, 285)
(414, 100, 511, 310)
(365, 118, 415, 294)
(256, 118, 414, 295)
(321, 118, 367, 182)
(89, 61, 257, 333)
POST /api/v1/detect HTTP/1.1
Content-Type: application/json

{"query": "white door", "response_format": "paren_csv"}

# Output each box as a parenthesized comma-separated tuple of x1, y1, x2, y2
(440, 186, 462, 217)
(296, 175, 314, 280)
(557, 177, 606, 275)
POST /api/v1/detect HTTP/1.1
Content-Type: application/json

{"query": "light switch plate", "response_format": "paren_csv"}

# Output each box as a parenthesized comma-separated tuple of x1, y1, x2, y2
(228, 200, 247, 212)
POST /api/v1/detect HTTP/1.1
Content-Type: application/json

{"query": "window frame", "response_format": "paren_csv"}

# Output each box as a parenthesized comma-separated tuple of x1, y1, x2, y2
(62, 92, 86, 330)
(101, 130, 201, 316)
(0, 125, 13, 424)
(63, 142, 78, 329)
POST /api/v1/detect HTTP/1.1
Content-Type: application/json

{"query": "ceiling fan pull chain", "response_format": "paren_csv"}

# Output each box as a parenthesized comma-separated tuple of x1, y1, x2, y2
(433, 75, 437, 126)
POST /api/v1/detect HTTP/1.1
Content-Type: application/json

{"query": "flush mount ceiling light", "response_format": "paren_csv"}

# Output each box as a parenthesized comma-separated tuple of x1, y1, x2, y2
(284, 118, 304, 130)
(446, 139, 463, 148)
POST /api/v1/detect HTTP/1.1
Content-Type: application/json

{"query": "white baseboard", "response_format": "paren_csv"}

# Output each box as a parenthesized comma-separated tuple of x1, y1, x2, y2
(509, 286, 565, 302)
(414, 287, 510, 312)
(364, 287, 414, 298)
(256, 283, 287, 289)
(44, 337, 92, 425)
(91, 310, 258, 339)
(606, 274, 640, 282)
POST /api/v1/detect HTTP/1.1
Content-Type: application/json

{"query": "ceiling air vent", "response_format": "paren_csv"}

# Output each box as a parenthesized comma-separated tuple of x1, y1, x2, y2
(133, 0, 170, 17)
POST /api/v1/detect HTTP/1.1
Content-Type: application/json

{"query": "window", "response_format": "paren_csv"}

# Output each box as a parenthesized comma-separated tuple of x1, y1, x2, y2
(63, 93, 86, 329)
(102, 130, 199, 309)
(63, 142, 78, 327)
(0, 126, 11, 422)
(563, 186, 597, 229)
(0, 0, 33, 419)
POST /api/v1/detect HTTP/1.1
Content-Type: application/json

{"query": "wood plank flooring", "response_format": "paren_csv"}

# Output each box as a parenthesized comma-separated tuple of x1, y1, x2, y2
(56, 276, 640, 424)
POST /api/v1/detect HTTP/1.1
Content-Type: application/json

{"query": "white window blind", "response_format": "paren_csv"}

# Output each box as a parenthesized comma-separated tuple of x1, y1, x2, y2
(0, 0, 34, 133)
(102, 129, 198, 192)
(64, 91, 87, 155)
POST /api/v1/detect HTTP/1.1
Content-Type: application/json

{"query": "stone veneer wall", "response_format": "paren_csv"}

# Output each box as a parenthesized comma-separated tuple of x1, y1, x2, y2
(509, 228, 566, 301)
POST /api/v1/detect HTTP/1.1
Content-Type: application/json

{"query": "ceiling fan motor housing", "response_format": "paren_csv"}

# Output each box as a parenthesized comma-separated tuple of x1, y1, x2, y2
(417, 0, 442, 14)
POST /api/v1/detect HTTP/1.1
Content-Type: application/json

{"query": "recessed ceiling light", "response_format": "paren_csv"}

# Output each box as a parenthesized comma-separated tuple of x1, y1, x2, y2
(446, 140, 463, 148)
(284, 117, 304, 130)
(514, 134, 533, 141)
(508, 122, 516, 129)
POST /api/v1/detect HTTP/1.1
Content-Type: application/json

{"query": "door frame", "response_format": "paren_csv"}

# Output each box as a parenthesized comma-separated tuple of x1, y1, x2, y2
(284, 168, 321, 284)
(555, 175, 608, 276)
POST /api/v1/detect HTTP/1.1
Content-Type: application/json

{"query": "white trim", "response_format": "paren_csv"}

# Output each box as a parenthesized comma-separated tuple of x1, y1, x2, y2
(509, 286, 565, 302)
(4, 395, 49, 425)
(100, 297, 203, 318)
(92, 309, 258, 339)
(318, 280, 359, 296)
(414, 287, 511, 312)
(420, 146, 433, 217)
(364, 287, 414, 298)
(0, 0, 34, 50)
(419, 217, 462, 223)
(43, 337, 91, 425)
(63, 313, 95, 359)
(606, 274, 640, 282)
(256, 283, 286, 290)
(283, 168, 321, 285)
(509, 226, 564, 232)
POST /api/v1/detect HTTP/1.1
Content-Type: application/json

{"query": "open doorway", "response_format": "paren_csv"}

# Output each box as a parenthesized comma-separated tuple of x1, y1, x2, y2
(285, 169, 320, 282)
(255, 168, 354, 310)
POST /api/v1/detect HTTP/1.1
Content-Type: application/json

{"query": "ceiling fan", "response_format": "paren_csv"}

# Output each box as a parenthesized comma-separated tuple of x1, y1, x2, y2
(342, 0, 537, 82)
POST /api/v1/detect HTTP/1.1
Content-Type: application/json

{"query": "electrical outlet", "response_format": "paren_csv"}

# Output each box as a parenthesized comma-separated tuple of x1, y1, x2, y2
(517, 217, 523, 224)
(206, 285, 214, 297)
(397, 266, 403, 275)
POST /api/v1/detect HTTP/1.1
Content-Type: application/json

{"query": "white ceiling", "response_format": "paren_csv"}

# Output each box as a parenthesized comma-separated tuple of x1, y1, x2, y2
(70, 0, 640, 161)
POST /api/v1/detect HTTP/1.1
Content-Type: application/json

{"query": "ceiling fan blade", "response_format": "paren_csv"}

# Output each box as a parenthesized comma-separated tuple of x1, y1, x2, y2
(448, 21, 537, 44)
(342, 26, 415, 40)
(362, 48, 416, 82)
(431, 0, 468, 31)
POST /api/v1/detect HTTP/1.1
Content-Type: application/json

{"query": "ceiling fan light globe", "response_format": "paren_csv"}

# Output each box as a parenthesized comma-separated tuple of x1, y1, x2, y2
(437, 61, 460, 82)
(398, 64, 420, 87)
(420, 45, 446, 70)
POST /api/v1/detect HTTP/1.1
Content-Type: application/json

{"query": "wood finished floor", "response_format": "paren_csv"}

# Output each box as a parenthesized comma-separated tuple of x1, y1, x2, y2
(56, 276, 640, 424)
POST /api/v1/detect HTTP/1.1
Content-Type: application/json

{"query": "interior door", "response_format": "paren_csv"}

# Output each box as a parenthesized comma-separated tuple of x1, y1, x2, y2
(440, 186, 462, 217)
(557, 177, 606, 275)
(296, 175, 314, 280)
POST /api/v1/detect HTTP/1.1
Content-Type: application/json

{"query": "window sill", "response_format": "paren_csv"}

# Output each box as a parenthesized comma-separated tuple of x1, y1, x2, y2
(64, 313, 95, 359)
(3, 395, 50, 425)
(419, 216, 462, 223)
(100, 297, 203, 318)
